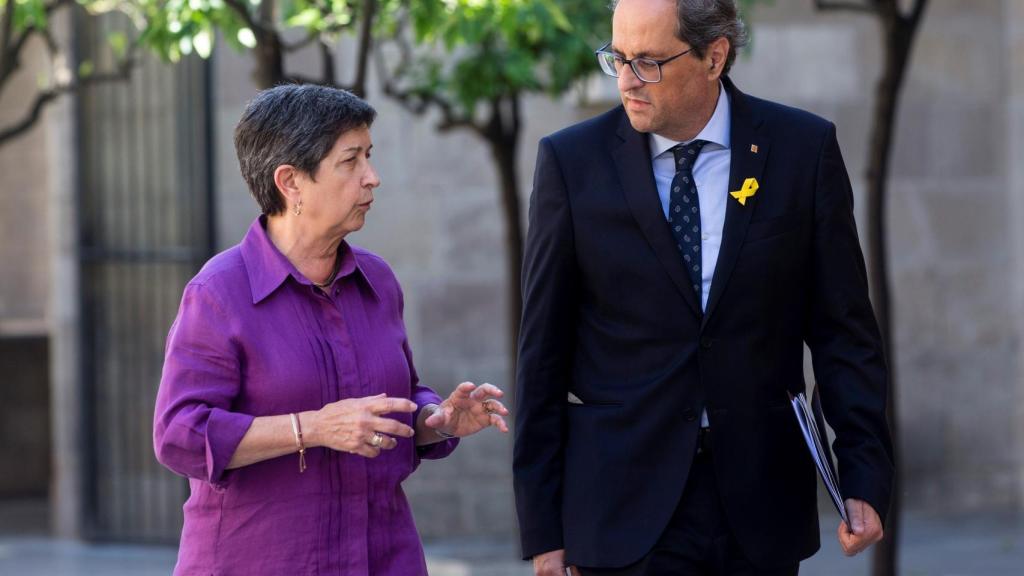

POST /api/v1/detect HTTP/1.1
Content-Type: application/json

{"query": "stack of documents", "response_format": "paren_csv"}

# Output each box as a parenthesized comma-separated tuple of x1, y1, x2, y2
(789, 390, 848, 524)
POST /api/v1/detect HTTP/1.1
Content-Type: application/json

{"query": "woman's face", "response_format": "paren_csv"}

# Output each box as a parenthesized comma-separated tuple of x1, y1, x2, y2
(297, 125, 380, 239)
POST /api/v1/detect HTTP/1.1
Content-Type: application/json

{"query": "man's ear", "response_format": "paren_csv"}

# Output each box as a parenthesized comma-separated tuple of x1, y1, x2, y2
(706, 37, 730, 80)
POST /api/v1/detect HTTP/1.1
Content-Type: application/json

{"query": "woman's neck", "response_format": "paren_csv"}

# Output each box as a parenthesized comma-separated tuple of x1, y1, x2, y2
(265, 215, 342, 286)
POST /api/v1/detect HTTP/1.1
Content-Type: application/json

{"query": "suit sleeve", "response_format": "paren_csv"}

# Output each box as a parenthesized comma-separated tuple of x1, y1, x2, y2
(514, 137, 579, 558)
(804, 122, 895, 524)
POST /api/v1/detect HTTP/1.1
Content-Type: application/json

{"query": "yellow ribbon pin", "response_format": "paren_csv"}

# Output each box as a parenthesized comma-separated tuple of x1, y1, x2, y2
(730, 177, 759, 206)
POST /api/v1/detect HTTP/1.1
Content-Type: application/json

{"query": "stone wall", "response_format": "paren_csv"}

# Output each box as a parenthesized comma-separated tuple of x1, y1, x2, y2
(0, 35, 51, 332)
(732, 0, 1020, 511)
(1006, 0, 1024, 509)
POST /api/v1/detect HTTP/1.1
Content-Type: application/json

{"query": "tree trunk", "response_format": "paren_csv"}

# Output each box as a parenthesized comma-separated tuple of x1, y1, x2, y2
(867, 8, 925, 576)
(484, 96, 524, 381)
(252, 0, 285, 89)
(253, 32, 286, 89)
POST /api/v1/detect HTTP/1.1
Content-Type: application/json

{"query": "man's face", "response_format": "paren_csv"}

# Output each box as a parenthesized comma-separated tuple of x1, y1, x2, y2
(611, 0, 718, 140)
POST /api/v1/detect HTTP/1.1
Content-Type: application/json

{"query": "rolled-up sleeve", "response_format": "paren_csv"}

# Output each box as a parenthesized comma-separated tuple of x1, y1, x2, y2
(153, 281, 254, 487)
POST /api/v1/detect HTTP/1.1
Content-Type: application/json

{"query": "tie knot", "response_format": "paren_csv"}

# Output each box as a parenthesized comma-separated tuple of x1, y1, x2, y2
(672, 139, 709, 170)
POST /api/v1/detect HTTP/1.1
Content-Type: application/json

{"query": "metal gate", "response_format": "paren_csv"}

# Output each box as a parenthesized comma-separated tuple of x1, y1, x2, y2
(77, 14, 214, 543)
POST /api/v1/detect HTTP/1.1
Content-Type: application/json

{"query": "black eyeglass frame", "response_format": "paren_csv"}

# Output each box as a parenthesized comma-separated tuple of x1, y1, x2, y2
(594, 41, 696, 83)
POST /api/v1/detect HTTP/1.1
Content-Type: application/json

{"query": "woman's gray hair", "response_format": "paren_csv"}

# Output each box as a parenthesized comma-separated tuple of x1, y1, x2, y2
(234, 84, 377, 216)
(610, 0, 749, 74)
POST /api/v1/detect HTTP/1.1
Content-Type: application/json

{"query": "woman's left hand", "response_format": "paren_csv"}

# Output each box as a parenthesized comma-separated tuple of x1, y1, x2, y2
(424, 382, 510, 437)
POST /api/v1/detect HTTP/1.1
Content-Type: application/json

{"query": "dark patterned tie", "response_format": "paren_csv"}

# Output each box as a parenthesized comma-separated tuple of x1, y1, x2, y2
(668, 140, 709, 307)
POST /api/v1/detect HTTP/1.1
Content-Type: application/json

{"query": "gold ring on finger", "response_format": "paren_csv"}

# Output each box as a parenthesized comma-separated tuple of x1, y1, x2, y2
(482, 399, 498, 414)
(370, 432, 384, 447)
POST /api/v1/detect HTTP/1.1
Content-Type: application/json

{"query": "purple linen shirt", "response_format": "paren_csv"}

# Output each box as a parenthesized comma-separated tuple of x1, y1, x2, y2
(154, 217, 457, 576)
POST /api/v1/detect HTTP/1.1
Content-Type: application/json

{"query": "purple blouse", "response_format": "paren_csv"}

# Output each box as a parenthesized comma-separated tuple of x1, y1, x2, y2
(154, 217, 457, 575)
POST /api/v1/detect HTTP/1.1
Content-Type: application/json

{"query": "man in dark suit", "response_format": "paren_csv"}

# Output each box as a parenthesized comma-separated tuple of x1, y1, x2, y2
(513, 0, 895, 574)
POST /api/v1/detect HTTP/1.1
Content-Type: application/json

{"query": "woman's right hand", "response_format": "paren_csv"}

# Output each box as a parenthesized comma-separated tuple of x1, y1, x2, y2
(307, 394, 417, 458)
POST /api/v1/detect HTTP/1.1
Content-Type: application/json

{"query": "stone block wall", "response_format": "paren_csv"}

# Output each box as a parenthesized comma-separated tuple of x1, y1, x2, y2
(732, 0, 1021, 511)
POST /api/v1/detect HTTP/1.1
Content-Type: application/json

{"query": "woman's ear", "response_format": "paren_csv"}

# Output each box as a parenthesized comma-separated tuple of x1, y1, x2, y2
(274, 165, 302, 212)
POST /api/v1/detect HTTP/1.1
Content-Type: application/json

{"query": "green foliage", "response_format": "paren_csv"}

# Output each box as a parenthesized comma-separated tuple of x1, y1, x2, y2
(2, 0, 50, 31)
(109, 0, 249, 62)
(397, 0, 611, 113)
(55, 0, 610, 114)
(96, 0, 367, 63)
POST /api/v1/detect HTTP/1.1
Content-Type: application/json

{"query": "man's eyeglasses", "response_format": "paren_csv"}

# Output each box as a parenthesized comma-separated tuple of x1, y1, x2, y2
(594, 42, 695, 84)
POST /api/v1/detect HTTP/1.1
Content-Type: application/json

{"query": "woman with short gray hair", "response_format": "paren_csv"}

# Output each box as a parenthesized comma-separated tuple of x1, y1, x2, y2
(154, 84, 509, 575)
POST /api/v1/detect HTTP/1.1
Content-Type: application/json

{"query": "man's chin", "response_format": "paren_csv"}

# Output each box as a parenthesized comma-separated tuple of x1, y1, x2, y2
(625, 111, 654, 134)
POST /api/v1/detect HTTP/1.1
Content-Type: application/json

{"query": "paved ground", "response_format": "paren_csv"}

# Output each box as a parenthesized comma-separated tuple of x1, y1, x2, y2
(0, 510, 1021, 575)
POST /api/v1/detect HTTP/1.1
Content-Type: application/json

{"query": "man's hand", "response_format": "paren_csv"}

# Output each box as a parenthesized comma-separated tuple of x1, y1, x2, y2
(838, 499, 884, 556)
(533, 549, 579, 576)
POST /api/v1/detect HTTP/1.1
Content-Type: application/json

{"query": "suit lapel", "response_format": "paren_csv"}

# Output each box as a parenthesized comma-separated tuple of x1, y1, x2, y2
(612, 111, 703, 318)
(703, 79, 770, 328)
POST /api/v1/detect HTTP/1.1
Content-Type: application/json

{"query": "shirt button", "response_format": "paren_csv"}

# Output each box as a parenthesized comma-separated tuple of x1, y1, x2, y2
(701, 233, 709, 241)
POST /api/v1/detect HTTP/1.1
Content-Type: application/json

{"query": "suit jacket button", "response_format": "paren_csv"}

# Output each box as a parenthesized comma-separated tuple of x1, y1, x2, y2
(700, 337, 713, 349)
(682, 408, 697, 422)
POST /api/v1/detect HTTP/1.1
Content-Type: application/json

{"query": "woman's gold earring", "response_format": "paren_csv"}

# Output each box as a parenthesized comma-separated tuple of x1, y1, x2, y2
(293, 200, 302, 216)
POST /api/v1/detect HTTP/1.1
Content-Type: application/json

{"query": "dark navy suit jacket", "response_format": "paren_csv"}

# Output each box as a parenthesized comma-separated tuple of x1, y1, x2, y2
(513, 77, 894, 569)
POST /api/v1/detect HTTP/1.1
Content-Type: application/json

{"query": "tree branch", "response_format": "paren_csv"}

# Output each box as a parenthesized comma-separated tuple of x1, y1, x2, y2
(373, 25, 480, 135)
(0, 84, 61, 143)
(907, 0, 928, 26)
(2, 0, 80, 97)
(283, 31, 320, 52)
(1, 0, 14, 59)
(0, 54, 136, 145)
(0, 26, 139, 146)
(223, 0, 275, 39)
(379, 74, 478, 133)
(0, 4, 20, 88)
(319, 40, 336, 86)
(1, 0, 73, 91)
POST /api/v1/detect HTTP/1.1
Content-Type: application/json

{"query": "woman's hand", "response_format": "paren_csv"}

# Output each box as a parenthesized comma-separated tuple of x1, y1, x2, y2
(423, 382, 510, 439)
(307, 393, 417, 458)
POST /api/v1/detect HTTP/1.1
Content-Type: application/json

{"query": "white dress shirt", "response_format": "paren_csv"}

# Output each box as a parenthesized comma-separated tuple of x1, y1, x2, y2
(649, 82, 731, 312)
(648, 83, 731, 428)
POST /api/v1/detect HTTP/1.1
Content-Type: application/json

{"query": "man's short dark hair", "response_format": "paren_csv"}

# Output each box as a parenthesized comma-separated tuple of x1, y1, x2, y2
(234, 84, 377, 215)
(672, 0, 748, 74)
(609, 0, 749, 75)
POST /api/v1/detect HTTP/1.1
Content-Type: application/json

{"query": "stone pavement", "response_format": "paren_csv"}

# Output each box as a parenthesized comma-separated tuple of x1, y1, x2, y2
(0, 512, 1021, 575)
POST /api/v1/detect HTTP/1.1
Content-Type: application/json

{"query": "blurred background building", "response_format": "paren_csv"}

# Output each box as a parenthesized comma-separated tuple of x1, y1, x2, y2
(1, 0, 1023, 568)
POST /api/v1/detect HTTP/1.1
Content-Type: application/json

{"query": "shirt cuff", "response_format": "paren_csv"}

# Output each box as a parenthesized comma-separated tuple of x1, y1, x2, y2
(412, 391, 459, 462)
(204, 407, 254, 487)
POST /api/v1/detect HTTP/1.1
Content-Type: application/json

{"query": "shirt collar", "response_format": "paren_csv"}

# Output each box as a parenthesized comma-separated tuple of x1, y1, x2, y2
(649, 80, 732, 160)
(240, 216, 380, 304)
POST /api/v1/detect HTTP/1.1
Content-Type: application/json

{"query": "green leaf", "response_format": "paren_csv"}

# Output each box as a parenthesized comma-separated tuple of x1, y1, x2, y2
(107, 31, 128, 59)
(78, 60, 95, 78)
(285, 6, 320, 28)
(193, 26, 213, 58)
(13, 0, 48, 30)
(237, 27, 257, 48)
